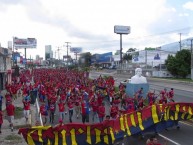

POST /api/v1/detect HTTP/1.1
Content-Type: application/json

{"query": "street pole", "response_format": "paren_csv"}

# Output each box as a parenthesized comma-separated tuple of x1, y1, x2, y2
(114, 25, 130, 68)
(65, 42, 70, 69)
(190, 39, 193, 80)
(179, 33, 182, 51)
(120, 34, 122, 66)
(24, 48, 26, 68)
(12, 37, 15, 67)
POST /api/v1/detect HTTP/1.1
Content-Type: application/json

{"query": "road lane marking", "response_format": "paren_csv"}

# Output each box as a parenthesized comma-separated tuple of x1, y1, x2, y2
(158, 133, 181, 145)
(179, 121, 193, 127)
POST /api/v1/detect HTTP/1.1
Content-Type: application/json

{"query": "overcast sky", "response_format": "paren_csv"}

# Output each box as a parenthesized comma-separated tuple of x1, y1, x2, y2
(0, 0, 193, 59)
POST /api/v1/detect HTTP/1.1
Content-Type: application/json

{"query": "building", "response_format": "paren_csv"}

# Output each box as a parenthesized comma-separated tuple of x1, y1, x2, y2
(45, 45, 53, 60)
(91, 52, 112, 67)
(0, 46, 12, 89)
(131, 49, 176, 67)
(36, 55, 40, 60)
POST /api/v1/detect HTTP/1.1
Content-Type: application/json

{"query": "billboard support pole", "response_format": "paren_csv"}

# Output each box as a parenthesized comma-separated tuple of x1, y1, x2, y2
(25, 48, 26, 68)
(114, 25, 130, 68)
(120, 34, 122, 65)
(12, 37, 15, 67)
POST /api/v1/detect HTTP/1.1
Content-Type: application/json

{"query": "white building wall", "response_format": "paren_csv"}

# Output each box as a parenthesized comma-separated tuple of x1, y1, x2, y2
(132, 50, 176, 67)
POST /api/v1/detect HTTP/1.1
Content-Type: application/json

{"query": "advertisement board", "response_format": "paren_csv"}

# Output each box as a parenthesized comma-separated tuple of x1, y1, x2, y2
(13, 37, 37, 48)
(132, 50, 172, 66)
(97, 52, 112, 63)
(114, 25, 130, 34)
(12, 52, 20, 62)
(70, 47, 82, 53)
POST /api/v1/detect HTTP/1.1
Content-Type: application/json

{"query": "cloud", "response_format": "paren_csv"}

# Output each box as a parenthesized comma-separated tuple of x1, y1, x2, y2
(183, 1, 193, 11)
(147, 6, 191, 37)
(21, 0, 111, 43)
(179, 13, 189, 17)
(0, 0, 23, 5)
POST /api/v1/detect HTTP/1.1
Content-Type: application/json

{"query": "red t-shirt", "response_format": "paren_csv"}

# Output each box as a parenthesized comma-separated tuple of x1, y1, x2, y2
(23, 101, 30, 110)
(168, 90, 174, 99)
(98, 106, 105, 118)
(49, 103, 55, 112)
(110, 106, 118, 118)
(40, 105, 48, 116)
(91, 101, 99, 112)
(81, 102, 86, 115)
(6, 104, 15, 116)
(58, 102, 65, 112)
(68, 102, 73, 110)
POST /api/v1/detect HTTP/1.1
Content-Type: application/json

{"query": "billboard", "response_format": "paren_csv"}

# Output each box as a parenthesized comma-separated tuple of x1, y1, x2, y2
(114, 25, 130, 34)
(132, 50, 173, 66)
(13, 37, 37, 48)
(12, 52, 20, 62)
(97, 52, 112, 63)
(70, 47, 82, 53)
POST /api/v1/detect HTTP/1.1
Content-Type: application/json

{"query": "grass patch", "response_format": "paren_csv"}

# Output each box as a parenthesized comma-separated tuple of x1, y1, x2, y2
(152, 77, 193, 82)
(114, 86, 119, 92)
(14, 107, 24, 119)
(5, 134, 22, 141)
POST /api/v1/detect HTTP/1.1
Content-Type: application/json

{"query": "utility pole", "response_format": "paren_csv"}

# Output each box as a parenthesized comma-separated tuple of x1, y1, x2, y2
(188, 39, 193, 80)
(179, 33, 182, 51)
(65, 42, 70, 67)
(55, 51, 57, 59)
(57, 47, 60, 60)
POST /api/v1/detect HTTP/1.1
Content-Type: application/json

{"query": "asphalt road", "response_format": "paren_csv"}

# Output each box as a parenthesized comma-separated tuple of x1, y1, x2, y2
(41, 71, 193, 145)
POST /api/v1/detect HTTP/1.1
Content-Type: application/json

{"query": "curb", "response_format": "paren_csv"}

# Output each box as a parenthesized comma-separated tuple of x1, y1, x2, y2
(148, 77, 193, 85)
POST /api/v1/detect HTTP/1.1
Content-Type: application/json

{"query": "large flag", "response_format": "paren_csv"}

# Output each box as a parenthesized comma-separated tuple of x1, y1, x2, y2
(19, 103, 193, 145)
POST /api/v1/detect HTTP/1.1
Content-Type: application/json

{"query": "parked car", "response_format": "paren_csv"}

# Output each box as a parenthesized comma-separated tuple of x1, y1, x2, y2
(109, 65, 117, 69)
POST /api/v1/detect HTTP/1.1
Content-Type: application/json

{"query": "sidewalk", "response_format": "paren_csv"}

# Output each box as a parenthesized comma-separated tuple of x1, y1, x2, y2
(0, 90, 36, 145)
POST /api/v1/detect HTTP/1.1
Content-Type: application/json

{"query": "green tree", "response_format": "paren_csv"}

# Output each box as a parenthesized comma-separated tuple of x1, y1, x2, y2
(165, 49, 191, 78)
(123, 48, 136, 61)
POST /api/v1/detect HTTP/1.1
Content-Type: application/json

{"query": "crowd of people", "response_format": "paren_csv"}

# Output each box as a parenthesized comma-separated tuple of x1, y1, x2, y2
(0, 68, 178, 138)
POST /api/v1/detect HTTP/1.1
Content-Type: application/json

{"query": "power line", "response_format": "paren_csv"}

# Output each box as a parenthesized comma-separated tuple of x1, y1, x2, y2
(70, 26, 193, 44)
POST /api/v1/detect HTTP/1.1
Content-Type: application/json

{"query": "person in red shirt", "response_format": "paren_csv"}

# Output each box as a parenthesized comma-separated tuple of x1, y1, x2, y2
(168, 88, 174, 102)
(49, 100, 56, 124)
(58, 100, 65, 121)
(159, 88, 168, 104)
(0, 110, 3, 134)
(81, 100, 87, 124)
(12, 86, 17, 100)
(98, 102, 105, 123)
(23, 98, 31, 123)
(90, 98, 99, 123)
(110, 104, 118, 119)
(6, 103, 15, 132)
(39, 102, 49, 125)
(67, 98, 74, 123)
(74, 96, 81, 119)
(5, 92, 12, 106)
